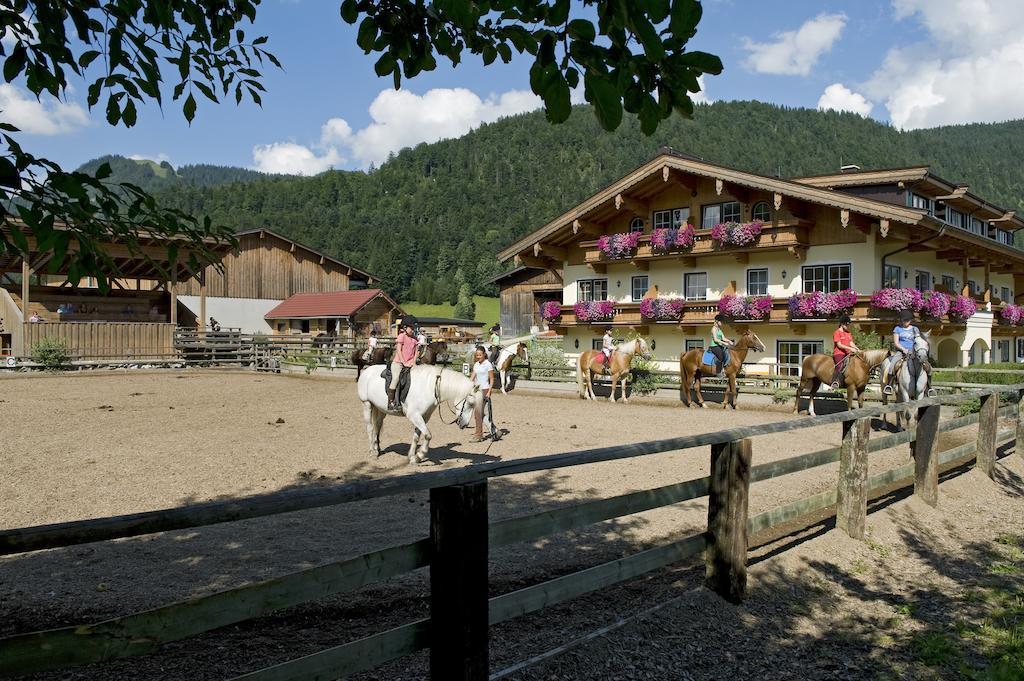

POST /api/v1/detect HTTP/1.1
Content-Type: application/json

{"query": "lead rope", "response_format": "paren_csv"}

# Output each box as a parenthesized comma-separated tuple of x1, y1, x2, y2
(435, 372, 469, 426)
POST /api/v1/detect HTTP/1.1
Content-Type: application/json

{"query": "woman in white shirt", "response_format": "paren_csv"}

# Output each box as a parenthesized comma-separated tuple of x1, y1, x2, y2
(471, 346, 494, 442)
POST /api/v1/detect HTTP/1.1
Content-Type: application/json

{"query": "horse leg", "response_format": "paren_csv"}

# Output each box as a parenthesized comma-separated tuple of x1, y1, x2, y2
(363, 401, 380, 458)
(794, 377, 808, 414)
(807, 379, 821, 417)
(621, 371, 630, 403)
(608, 371, 618, 402)
(695, 374, 707, 408)
(725, 373, 736, 409)
(500, 369, 508, 394)
(587, 369, 597, 400)
(407, 410, 431, 463)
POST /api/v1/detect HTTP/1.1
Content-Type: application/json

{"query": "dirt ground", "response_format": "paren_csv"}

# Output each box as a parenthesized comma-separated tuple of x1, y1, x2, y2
(0, 369, 1018, 680)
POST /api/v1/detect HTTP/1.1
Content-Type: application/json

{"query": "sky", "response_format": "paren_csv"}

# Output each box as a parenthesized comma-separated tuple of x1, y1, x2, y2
(8, 0, 1024, 175)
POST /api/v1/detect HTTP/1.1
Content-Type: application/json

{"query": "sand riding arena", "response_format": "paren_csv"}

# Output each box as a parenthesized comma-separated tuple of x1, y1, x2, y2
(1, 369, 1022, 680)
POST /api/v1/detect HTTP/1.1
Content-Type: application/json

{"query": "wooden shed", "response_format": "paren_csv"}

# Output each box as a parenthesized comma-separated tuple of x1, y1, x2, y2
(491, 266, 563, 338)
(264, 289, 401, 339)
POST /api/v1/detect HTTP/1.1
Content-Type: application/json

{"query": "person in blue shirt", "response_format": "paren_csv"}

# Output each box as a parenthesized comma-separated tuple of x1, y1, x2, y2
(881, 309, 920, 395)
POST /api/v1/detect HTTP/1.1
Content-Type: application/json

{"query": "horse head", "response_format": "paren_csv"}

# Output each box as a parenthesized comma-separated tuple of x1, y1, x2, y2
(631, 337, 652, 360)
(433, 341, 449, 364)
(913, 331, 931, 363)
(516, 341, 530, 364)
(740, 329, 766, 353)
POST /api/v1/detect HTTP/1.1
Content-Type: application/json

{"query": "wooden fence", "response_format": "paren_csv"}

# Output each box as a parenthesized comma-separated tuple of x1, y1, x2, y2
(1, 385, 1022, 679)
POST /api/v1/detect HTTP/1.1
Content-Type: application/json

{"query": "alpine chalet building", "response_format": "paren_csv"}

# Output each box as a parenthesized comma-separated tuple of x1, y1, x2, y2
(496, 150, 1024, 372)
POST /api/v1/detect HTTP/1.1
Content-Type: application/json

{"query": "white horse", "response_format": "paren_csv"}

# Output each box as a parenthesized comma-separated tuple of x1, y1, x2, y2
(494, 342, 530, 393)
(357, 364, 488, 464)
(882, 332, 931, 431)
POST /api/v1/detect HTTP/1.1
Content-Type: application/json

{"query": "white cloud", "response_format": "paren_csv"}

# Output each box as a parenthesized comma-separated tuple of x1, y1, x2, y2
(0, 84, 89, 135)
(691, 76, 712, 104)
(129, 153, 171, 164)
(817, 83, 872, 116)
(865, 0, 1024, 129)
(742, 13, 846, 76)
(252, 87, 542, 173)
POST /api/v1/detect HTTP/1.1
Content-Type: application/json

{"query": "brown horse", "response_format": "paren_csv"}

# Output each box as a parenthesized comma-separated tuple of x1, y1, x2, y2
(494, 341, 530, 393)
(419, 341, 449, 365)
(793, 348, 890, 416)
(790, 348, 888, 417)
(351, 346, 390, 378)
(678, 329, 766, 409)
(576, 337, 650, 403)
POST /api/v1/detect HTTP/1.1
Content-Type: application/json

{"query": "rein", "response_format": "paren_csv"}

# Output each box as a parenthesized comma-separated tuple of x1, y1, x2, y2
(435, 371, 471, 427)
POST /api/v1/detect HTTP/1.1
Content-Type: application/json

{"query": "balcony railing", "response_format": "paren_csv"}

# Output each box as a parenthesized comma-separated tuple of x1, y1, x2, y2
(552, 296, 979, 328)
(582, 224, 808, 266)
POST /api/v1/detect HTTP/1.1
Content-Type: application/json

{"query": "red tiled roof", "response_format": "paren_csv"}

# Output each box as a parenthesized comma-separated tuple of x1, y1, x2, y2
(264, 289, 385, 319)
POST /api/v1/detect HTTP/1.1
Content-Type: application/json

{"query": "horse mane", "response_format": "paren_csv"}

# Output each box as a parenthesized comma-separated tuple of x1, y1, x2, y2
(857, 348, 890, 367)
(437, 366, 474, 401)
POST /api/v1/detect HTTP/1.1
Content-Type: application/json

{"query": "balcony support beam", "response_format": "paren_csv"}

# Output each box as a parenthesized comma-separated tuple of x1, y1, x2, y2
(662, 166, 698, 193)
(534, 243, 567, 261)
(632, 259, 649, 271)
(572, 219, 604, 237)
(615, 193, 649, 217)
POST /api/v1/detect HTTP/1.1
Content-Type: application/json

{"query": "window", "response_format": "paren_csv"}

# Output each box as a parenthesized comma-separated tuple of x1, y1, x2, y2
(941, 275, 956, 292)
(883, 264, 902, 289)
(629, 216, 646, 233)
(1017, 337, 1024, 362)
(970, 217, 987, 236)
(652, 208, 690, 230)
(777, 340, 824, 377)
(751, 201, 771, 222)
(1002, 286, 1012, 302)
(685, 339, 703, 352)
(915, 270, 931, 293)
(907, 192, 934, 216)
(684, 272, 708, 300)
(802, 264, 851, 293)
(999, 339, 1010, 363)
(746, 268, 768, 296)
(946, 207, 967, 229)
(591, 339, 604, 351)
(578, 279, 608, 302)
(631, 275, 649, 302)
(996, 229, 1014, 246)
(301, 320, 310, 333)
(701, 201, 741, 228)
(968, 280, 978, 295)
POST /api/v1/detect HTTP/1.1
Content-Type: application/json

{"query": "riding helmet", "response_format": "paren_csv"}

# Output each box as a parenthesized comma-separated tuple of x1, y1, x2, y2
(839, 315, 852, 325)
(714, 313, 725, 322)
(899, 309, 913, 323)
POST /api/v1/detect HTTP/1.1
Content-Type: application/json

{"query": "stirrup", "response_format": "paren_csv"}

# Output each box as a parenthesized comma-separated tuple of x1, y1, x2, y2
(882, 384, 894, 395)
(830, 381, 841, 390)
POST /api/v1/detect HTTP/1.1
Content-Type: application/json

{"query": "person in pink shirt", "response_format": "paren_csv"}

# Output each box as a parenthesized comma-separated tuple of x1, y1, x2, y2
(388, 317, 419, 410)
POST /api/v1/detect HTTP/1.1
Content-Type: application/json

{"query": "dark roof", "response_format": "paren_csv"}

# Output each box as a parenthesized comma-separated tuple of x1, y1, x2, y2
(486, 266, 545, 285)
(264, 289, 398, 319)
(418, 317, 484, 326)
(235, 228, 378, 281)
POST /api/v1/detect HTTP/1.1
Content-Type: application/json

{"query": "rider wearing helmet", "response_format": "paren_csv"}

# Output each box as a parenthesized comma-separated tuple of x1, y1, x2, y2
(601, 327, 615, 370)
(881, 309, 919, 395)
(388, 315, 419, 410)
(830, 315, 860, 389)
(487, 324, 502, 364)
(710, 314, 735, 368)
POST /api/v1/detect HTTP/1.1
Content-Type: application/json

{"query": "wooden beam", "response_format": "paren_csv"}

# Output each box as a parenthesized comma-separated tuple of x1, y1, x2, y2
(169, 283, 178, 327)
(631, 259, 649, 271)
(724, 182, 749, 203)
(545, 266, 563, 285)
(614, 193, 648, 217)
(787, 246, 807, 261)
(572, 219, 604, 237)
(430, 482, 488, 679)
(836, 417, 870, 539)
(679, 256, 696, 268)
(705, 438, 751, 604)
(936, 249, 966, 261)
(715, 178, 724, 196)
(662, 166, 697, 193)
(976, 393, 998, 478)
(587, 263, 607, 274)
(773, 192, 783, 211)
(513, 254, 552, 270)
(21, 258, 29, 353)
(198, 270, 207, 331)
(534, 243, 567, 261)
(879, 219, 890, 238)
(935, 187, 968, 201)
(913, 404, 940, 507)
(990, 211, 1016, 223)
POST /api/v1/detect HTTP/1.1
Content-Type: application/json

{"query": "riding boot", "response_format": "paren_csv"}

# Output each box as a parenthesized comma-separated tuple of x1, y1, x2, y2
(386, 388, 397, 410)
(881, 368, 894, 395)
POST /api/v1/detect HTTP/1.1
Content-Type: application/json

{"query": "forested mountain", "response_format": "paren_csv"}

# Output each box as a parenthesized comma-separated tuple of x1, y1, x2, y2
(83, 101, 1024, 302)
(77, 155, 272, 191)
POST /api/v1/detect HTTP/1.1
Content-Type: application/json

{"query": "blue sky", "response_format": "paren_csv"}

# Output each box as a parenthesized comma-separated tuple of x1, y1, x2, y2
(7, 0, 1023, 174)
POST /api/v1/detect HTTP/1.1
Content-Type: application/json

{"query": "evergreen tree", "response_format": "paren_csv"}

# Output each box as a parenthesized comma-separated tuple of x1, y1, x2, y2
(454, 284, 475, 320)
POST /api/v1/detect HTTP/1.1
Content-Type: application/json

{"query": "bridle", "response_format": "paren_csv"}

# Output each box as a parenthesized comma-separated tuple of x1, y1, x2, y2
(435, 371, 473, 427)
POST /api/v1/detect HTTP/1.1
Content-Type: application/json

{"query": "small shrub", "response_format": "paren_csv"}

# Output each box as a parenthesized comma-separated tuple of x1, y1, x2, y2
(303, 355, 319, 375)
(529, 341, 571, 378)
(912, 631, 959, 666)
(852, 327, 885, 350)
(31, 337, 70, 371)
(957, 398, 981, 417)
(629, 354, 663, 396)
(771, 388, 792, 404)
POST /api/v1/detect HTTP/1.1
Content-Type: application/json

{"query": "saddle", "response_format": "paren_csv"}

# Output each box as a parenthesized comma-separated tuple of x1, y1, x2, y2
(589, 353, 613, 373)
(380, 365, 412, 406)
(701, 349, 729, 375)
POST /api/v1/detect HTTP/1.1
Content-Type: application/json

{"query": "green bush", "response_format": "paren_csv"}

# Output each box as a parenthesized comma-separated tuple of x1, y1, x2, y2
(629, 354, 663, 396)
(852, 327, 884, 350)
(31, 337, 71, 371)
(772, 388, 793, 404)
(956, 398, 981, 417)
(529, 341, 571, 378)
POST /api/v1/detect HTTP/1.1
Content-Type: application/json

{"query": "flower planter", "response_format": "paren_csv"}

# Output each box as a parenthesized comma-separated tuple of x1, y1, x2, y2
(650, 225, 696, 252)
(710, 221, 763, 248)
(596, 232, 641, 259)
(573, 300, 615, 323)
(640, 297, 685, 322)
(540, 301, 562, 322)
(718, 294, 772, 321)
(787, 290, 857, 319)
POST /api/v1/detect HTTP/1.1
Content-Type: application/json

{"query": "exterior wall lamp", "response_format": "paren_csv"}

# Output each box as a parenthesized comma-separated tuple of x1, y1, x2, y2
(781, 269, 787, 280)
(574, 338, 579, 349)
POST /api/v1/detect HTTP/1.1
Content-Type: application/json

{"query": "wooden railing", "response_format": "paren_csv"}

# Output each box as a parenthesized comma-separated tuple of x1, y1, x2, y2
(23, 321, 176, 359)
(0, 286, 23, 355)
(581, 223, 808, 265)
(0, 385, 1021, 679)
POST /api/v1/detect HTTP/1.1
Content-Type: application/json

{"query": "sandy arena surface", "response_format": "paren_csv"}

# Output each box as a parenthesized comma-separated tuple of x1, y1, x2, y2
(0, 369, 1016, 680)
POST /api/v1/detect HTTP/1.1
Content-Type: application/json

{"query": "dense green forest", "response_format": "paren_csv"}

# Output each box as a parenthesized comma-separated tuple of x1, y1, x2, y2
(77, 155, 273, 191)
(80, 101, 1024, 301)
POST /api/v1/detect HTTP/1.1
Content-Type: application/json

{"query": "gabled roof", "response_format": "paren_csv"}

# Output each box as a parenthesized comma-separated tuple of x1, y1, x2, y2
(418, 317, 484, 326)
(496, 151, 928, 262)
(264, 288, 399, 319)
(236, 228, 378, 282)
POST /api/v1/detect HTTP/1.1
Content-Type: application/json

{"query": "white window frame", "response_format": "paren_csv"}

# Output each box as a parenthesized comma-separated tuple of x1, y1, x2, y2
(629, 216, 646, 233)
(907, 192, 934, 216)
(777, 340, 825, 377)
(802, 263, 851, 293)
(652, 207, 689, 231)
(631, 275, 649, 302)
(915, 270, 930, 293)
(685, 339, 703, 352)
(683, 272, 708, 301)
(1002, 286, 1011, 302)
(883, 264, 902, 289)
(968, 280, 978, 296)
(746, 268, 768, 296)
(578, 278, 608, 302)
(941, 275, 956, 293)
(751, 201, 771, 223)
(701, 201, 741, 228)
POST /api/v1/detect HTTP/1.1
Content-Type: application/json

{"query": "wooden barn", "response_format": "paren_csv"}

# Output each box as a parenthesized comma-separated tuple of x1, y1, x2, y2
(264, 289, 401, 338)
(490, 266, 563, 338)
(416, 317, 485, 340)
(170, 229, 378, 333)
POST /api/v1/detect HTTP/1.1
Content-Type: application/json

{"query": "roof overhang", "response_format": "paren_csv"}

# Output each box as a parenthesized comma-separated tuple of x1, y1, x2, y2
(236, 228, 378, 283)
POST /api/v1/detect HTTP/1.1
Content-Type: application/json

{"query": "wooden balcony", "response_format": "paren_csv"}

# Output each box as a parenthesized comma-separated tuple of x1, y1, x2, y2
(581, 224, 809, 270)
(551, 296, 973, 336)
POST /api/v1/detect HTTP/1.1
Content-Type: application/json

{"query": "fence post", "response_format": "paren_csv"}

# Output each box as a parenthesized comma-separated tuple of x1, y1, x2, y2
(1016, 388, 1024, 461)
(836, 417, 871, 539)
(430, 481, 489, 680)
(976, 391, 998, 478)
(705, 438, 751, 604)
(913, 404, 941, 507)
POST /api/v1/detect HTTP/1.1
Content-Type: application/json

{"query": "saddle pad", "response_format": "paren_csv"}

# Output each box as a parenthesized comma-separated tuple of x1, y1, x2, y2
(379, 365, 412, 403)
(701, 350, 717, 366)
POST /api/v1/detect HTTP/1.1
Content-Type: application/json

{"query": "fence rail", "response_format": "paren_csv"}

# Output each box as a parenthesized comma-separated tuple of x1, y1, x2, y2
(1, 383, 1022, 679)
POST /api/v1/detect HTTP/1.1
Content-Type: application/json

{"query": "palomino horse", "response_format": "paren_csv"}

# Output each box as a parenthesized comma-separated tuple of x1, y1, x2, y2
(678, 330, 766, 409)
(793, 348, 890, 416)
(882, 332, 931, 431)
(419, 341, 450, 365)
(576, 338, 650, 402)
(351, 346, 390, 378)
(494, 341, 530, 393)
(356, 364, 486, 464)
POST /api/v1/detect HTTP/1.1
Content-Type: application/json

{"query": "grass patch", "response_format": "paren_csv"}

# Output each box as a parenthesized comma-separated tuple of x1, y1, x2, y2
(895, 602, 917, 618)
(961, 588, 1024, 680)
(866, 537, 893, 559)
(401, 296, 500, 327)
(913, 631, 960, 666)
